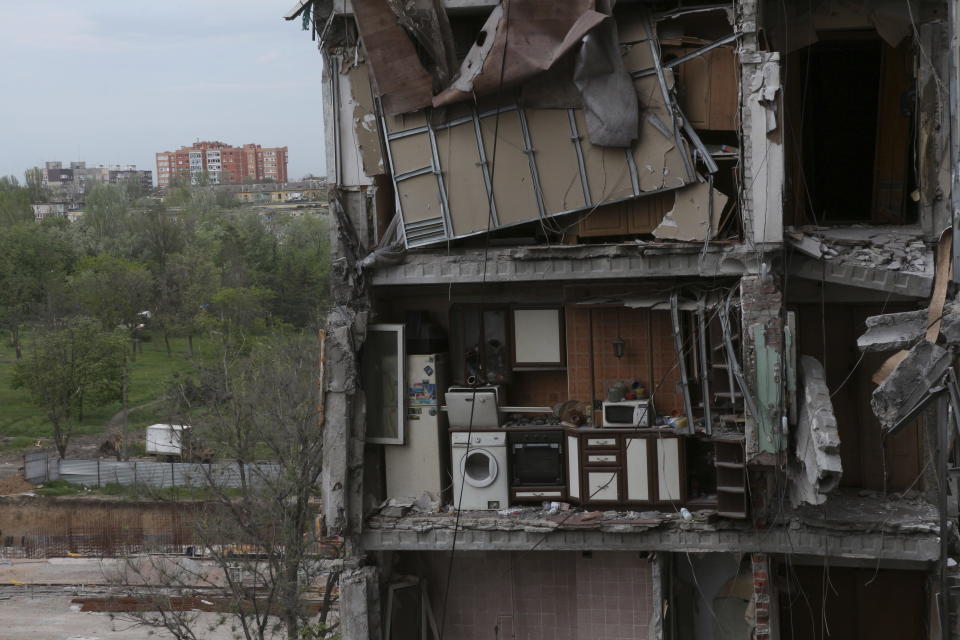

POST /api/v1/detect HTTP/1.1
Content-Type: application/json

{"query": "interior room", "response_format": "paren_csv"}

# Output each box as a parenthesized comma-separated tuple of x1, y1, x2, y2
(384, 550, 654, 640)
(779, 22, 917, 226)
(792, 300, 925, 491)
(670, 553, 753, 640)
(778, 564, 927, 639)
(367, 281, 747, 514)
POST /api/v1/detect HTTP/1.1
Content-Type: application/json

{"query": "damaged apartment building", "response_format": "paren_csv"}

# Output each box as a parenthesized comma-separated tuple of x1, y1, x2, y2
(286, 0, 960, 637)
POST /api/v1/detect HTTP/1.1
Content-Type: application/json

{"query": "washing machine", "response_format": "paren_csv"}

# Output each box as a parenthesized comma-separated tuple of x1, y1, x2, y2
(450, 431, 509, 510)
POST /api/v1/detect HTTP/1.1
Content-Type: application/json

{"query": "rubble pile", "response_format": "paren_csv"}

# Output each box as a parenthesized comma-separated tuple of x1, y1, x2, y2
(790, 226, 931, 273)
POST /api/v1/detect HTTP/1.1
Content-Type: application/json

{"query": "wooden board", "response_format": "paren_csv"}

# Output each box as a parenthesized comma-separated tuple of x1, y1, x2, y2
(435, 123, 489, 237)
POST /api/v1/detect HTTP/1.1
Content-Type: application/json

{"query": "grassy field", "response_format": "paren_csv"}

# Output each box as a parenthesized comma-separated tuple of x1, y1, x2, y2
(0, 332, 212, 454)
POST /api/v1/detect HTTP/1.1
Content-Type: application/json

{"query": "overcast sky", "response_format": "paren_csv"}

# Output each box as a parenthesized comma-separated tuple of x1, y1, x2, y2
(0, 0, 326, 184)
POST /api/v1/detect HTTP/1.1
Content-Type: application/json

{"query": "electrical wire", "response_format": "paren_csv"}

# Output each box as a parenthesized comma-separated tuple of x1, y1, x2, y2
(437, 4, 514, 637)
(525, 290, 735, 555)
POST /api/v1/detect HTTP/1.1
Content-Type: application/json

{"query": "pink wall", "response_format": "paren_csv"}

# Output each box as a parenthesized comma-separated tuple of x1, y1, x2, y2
(420, 551, 653, 640)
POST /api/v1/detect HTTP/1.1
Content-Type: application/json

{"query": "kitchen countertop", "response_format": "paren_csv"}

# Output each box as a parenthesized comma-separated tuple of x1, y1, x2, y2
(570, 426, 678, 434)
(448, 423, 567, 432)
(447, 424, 683, 433)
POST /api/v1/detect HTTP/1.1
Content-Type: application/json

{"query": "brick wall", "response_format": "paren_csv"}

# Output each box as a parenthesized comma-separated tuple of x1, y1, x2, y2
(751, 553, 771, 639)
(566, 306, 684, 419)
(421, 551, 652, 640)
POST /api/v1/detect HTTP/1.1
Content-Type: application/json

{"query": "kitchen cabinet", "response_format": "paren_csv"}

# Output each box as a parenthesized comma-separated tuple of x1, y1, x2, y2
(666, 44, 738, 131)
(577, 191, 675, 238)
(363, 324, 406, 445)
(566, 434, 581, 501)
(714, 438, 748, 518)
(449, 306, 511, 385)
(511, 307, 564, 368)
(567, 429, 686, 507)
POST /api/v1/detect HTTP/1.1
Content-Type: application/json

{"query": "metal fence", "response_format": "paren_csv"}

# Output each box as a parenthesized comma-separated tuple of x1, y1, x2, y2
(23, 452, 280, 489)
(23, 451, 58, 484)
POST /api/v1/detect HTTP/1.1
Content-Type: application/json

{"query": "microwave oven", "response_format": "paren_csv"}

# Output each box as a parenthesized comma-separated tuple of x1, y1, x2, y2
(601, 399, 652, 428)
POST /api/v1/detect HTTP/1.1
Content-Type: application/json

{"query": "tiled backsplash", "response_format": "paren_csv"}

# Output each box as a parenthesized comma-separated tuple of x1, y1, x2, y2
(509, 370, 569, 407)
(566, 306, 684, 418)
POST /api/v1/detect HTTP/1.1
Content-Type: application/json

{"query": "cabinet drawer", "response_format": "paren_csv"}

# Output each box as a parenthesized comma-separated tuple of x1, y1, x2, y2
(514, 490, 565, 499)
(584, 437, 618, 448)
(585, 453, 619, 465)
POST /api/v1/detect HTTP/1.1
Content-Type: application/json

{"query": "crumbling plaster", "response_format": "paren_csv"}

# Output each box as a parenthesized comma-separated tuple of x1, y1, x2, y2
(737, 0, 784, 248)
(790, 356, 842, 507)
(309, 1, 960, 637)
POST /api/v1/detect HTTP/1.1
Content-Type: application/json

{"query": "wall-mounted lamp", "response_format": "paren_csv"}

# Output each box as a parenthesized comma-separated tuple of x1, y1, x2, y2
(612, 336, 626, 359)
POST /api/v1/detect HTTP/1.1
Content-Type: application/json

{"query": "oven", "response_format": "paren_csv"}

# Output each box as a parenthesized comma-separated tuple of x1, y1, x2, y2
(509, 431, 565, 488)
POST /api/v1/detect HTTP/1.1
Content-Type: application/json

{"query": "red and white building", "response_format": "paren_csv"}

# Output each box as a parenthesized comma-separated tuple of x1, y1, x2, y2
(155, 141, 288, 187)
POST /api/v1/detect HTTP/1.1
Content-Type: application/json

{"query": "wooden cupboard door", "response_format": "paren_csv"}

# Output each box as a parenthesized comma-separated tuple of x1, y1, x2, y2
(567, 435, 580, 501)
(656, 438, 683, 501)
(627, 192, 674, 233)
(706, 47, 738, 130)
(586, 470, 620, 502)
(871, 40, 912, 223)
(512, 308, 564, 367)
(577, 205, 628, 237)
(680, 52, 711, 128)
(624, 438, 650, 502)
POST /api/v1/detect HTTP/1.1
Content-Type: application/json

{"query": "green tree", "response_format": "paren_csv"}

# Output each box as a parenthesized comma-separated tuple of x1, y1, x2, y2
(269, 214, 330, 327)
(118, 335, 338, 639)
(83, 183, 131, 245)
(155, 249, 220, 357)
(120, 173, 146, 201)
(12, 318, 127, 457)
(23, 167, 49, 203)
(0, 177, 33, 226)
(210, 286, 273, 341)
(70, 254, 153, 354)
(0, 220, 77, 357)
(205, 210, 278, 288)
(133, 201, 184, 273)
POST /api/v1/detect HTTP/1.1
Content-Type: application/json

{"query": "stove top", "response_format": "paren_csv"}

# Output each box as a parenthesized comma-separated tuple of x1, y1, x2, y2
(501, 422, 565, 430)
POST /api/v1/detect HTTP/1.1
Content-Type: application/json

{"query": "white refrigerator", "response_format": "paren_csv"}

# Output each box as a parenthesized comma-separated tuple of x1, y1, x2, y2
(385, 354, 449, 501)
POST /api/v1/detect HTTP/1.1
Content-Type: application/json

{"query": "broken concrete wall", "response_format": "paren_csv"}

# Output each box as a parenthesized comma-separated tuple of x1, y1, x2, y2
(917, 20, 952, 239)
(339, 566, 382, 640)
(858, 308, 927, 353)
(320, 192, 373, 537)
(872, 340, 951, 433)
(790, 356, 842, 507)
(741, 275, 786, 462)
(736, 0, 783, 246)
(743, 52, 784, 246)
(334, 57, 383, 187)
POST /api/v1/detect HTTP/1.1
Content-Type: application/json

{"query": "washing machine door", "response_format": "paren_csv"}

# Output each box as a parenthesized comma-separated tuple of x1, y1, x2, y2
(460, 448, 498, 488)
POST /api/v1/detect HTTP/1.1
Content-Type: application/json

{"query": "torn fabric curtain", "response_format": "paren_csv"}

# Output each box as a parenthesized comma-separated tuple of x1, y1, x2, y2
(432, 0, 606, 108)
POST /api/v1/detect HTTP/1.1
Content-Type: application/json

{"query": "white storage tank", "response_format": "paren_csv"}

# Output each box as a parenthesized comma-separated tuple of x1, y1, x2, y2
(145, 423, 190, 456)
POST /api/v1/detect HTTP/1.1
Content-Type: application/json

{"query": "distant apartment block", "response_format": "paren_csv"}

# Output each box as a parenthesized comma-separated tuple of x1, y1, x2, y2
(38, 161, 153, 203)
(155, 141, 288, 187)
(30, 202, 66, 221)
